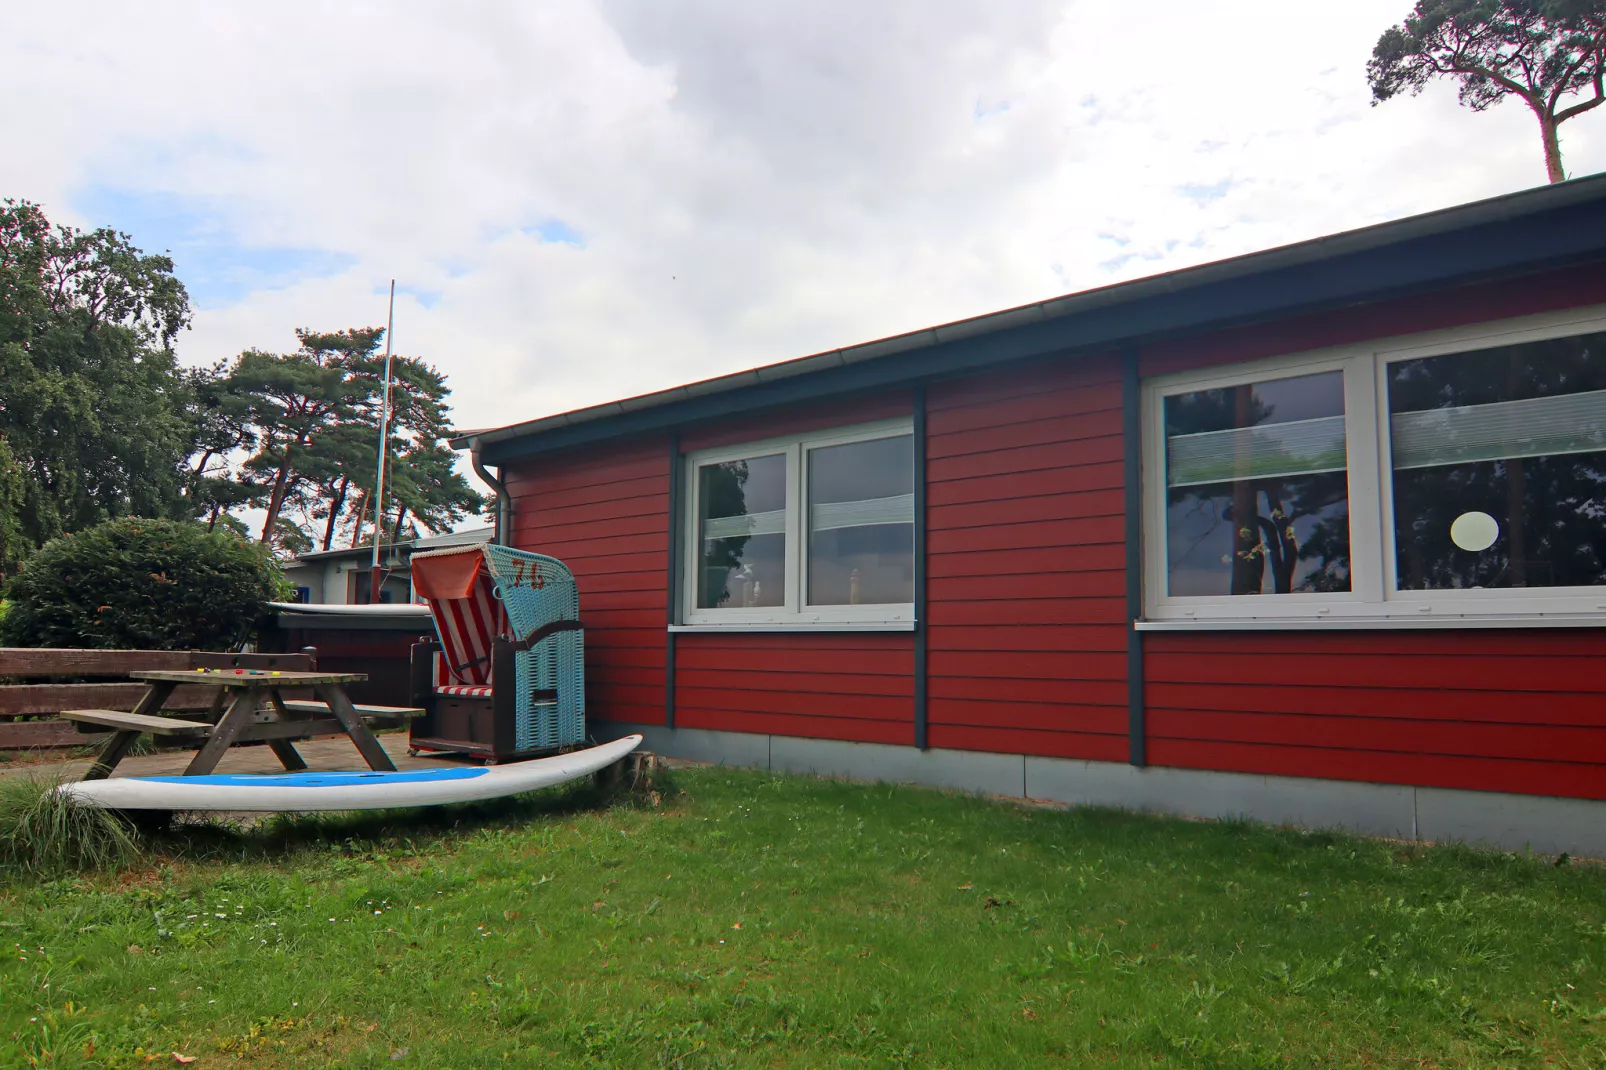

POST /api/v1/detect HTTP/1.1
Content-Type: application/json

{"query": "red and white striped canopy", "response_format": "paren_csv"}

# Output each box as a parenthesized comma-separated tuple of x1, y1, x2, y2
(412, 546, 503, 689)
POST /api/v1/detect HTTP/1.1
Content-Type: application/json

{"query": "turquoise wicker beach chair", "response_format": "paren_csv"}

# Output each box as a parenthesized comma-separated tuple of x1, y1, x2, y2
(408, 544, 586, 760)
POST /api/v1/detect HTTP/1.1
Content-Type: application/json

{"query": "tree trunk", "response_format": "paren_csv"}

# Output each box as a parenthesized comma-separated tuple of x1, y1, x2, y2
(258, 439, 300, 543)
(347, 487, 369, 550)
(389, 504, 409, 546)
(259, 476, 285, 542)
(1256, 490, 1298, 594)
(1229, 385, 1264, 595)
(1539, 113, 1566, 184)
(322, 476, 349, 551)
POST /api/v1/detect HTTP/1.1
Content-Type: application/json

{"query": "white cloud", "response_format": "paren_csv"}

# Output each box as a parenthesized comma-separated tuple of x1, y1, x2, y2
(4, 0, 1599, 500)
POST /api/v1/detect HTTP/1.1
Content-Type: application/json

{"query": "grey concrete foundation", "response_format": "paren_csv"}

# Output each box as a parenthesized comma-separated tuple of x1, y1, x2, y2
(595, 723, 1606, 857)
(1023, 756, 1418, 842)
(770, 735, 1026, 798)
(1415, 787, 1606, 858)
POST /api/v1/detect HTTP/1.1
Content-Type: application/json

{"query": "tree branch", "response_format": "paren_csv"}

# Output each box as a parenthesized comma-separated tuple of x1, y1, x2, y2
(1556, 92, 1605, 122)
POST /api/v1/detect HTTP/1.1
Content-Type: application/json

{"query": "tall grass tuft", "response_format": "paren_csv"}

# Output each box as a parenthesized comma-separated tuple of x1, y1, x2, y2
(0, 773, 139, 879)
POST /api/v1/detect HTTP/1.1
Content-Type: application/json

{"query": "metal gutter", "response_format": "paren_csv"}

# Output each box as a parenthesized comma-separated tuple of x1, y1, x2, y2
(459, 174, 1606, 463)
(470, 448, 510, 546)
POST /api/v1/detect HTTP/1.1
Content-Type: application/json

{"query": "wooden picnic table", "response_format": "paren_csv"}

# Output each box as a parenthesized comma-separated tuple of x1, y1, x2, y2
(68, 669, 416, 782)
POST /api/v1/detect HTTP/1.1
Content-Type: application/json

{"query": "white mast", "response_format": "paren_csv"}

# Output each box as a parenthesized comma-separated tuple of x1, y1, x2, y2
(368, 280, 396, 603)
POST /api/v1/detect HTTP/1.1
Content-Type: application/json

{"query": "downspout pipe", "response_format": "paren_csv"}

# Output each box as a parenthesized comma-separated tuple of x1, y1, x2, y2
(470, 445, 510, 546)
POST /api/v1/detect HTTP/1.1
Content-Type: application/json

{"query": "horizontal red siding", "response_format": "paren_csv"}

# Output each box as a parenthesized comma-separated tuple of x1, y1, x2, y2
(675, 632, 915, 744)
(928, 462, 1124, 507)
(925, 355, 1129, 760)
(929, 545, 1125, 579)
(1144, 630, 1606, 799)
(928, 624, 1126, 653)
(930, 725, 1128, 762)
(505, 438, 671, 726)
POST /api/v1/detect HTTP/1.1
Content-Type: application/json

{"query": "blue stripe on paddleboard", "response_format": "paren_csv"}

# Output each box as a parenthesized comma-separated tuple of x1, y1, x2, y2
(135, 768, 491, 787)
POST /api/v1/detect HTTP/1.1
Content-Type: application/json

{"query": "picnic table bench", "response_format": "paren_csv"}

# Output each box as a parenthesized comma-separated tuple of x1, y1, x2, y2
(64, 668, 424, 781)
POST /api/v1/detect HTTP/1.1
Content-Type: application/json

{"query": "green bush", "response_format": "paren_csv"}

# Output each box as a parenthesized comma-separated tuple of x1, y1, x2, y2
(0, 517, 288, 650)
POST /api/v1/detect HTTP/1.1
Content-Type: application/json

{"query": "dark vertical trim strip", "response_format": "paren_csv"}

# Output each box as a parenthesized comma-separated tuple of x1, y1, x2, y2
(913, 383, 929, 751)
(1122, 350, 1146, 767)
(665, 430, 681, 730)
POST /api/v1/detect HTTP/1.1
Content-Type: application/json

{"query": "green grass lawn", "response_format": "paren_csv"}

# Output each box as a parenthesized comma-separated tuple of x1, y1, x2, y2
(5, 766, 1606, 1068)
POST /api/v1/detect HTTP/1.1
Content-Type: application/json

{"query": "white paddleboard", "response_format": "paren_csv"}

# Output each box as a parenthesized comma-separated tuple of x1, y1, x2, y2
(59, 735, 643, 812)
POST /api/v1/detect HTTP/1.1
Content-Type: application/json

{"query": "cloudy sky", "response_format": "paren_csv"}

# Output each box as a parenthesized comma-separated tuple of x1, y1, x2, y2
(5, 1, 1601, 498)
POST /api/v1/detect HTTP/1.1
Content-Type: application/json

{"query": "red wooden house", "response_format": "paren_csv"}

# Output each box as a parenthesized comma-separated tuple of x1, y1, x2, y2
(455, 177, 1606, 855)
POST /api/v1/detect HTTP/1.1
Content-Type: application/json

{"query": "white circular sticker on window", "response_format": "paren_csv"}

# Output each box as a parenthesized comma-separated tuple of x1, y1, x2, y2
(1450, 511, 1499, 552)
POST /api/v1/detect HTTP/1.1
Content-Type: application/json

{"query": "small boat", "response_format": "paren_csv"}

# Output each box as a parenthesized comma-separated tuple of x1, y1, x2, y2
(59, 735, 643, 812)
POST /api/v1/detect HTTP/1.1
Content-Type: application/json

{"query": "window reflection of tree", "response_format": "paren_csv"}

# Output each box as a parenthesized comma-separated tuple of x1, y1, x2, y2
(1388, 334, 1606, 590)
(1167, 383, 1350, 595)
(700, 460, 749, 607)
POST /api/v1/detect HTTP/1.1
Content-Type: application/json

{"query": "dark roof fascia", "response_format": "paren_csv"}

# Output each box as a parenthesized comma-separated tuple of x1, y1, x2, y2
(291, 528, 491, 565)
(472, 176, 1606, 466)
(410, 526, 495, 549)
(291, 542, 409, 565)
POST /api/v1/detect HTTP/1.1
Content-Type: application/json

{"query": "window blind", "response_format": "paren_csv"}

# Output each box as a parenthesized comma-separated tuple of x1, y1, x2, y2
(1166, 415, 1348, 488)
(1391, 388, 1606, 470)
(810, 493, 915, 533)
(703, 508, 786, 540)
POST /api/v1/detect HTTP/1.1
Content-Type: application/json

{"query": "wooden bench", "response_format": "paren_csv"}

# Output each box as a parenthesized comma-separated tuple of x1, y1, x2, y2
(63, 703, 423, 733)
(278, 701, 425, 727)
(61, 708, 217, 779)
(60, 710, 213, 736)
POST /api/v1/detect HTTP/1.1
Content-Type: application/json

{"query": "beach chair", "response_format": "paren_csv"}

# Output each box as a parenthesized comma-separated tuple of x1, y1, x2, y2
(407, 544, 585, 761)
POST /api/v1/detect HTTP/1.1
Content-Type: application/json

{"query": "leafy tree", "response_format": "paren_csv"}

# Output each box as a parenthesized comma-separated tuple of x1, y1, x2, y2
(229, 327, 386, 548)
(1369, 0, 1606, 183)
(0, 199, 481, 573)
(362, 355, 485, 541)
(308, 424, 377, 550)
(215, 327, 483, 555)
(382, 438, 482, 540)
(0, 518, 287, 650)
(0, 437, 25, 579)
(0, 201, 197, 561)
(178, 360, 262, 531)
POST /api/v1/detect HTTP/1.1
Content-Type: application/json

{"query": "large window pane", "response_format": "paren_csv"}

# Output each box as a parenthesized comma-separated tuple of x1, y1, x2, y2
(807, 435, 914, 606)
(697, 453, 786, 609)
(1164, 371, 1351, 596)
(1388, 331, 1606, 590)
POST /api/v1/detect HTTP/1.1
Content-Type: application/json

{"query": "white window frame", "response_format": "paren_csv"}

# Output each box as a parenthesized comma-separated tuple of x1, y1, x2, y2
(675, 417, 917, 631)
(1141, 304, 1606, 629)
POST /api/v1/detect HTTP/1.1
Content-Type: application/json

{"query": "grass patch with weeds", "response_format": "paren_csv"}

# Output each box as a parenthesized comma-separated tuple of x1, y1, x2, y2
(4, 766, 1606, 1067)
(0, 772, 137, 879)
